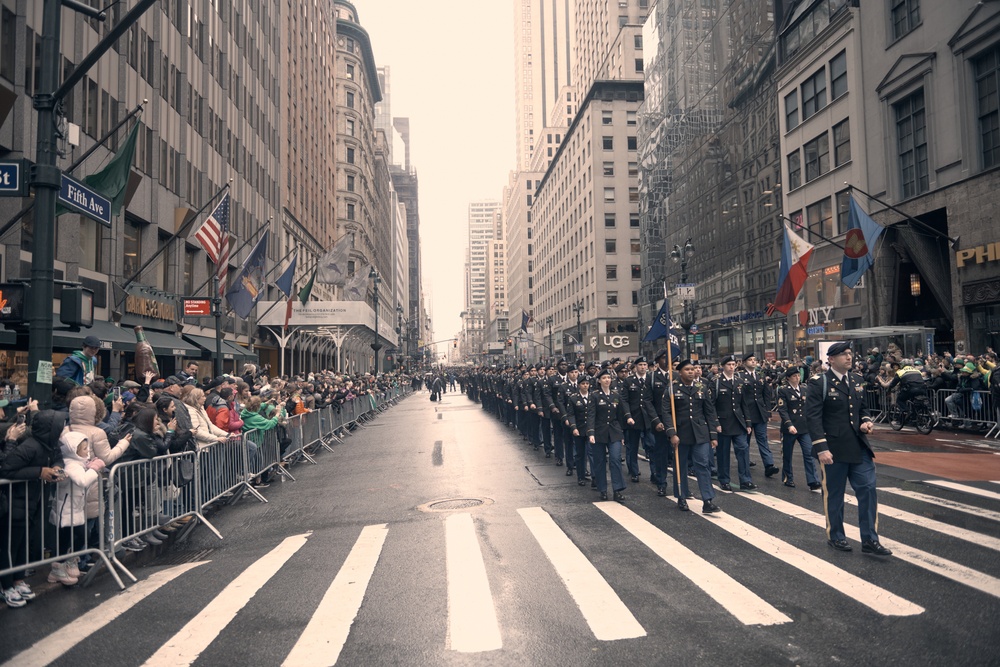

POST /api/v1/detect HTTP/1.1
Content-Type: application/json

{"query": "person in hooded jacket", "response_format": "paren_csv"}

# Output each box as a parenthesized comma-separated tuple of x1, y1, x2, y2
(48, 431, 105, 586)
(0, 416, 33, 607)
(69, 395, 132, 466)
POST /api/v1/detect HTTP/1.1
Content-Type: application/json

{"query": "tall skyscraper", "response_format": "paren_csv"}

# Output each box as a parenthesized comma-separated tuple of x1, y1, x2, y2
(467, 201, 503, 309)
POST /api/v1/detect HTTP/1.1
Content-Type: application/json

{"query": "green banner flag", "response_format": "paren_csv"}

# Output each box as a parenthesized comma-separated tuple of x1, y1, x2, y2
(298, 268, 317, 306)
(57, 120, 140, 218)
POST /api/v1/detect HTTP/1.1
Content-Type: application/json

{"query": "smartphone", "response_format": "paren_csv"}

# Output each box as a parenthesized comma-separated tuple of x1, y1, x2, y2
(16, 414, 25, 425)
(113, 387, 121, 400)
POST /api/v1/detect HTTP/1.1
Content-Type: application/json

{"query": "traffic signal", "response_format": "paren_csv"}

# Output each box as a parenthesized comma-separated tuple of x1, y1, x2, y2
(453, 339, 457, 348)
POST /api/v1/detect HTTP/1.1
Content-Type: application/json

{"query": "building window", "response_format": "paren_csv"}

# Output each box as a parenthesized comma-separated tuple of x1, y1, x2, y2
(602, 110, 613, 125)
(804, 132, 830, 182)
(891, 0, 920, 41)
(347, 147, 355, 163)
(627, 111, 637, 126)
(346, 203, 355, 220)
(895, 89, 929, 198)
(629, 187, 639, 202)
(605, 214, 616, 227)
(346, 91, 355, 108)
(0, 7, 15, 82)
(631, 265, 641, 279)
(785, 90, 799, 130)
(628, 162, 638, 177)
(787, 150, 801, 190)
(607, 291, 619, 307)
(835, 190, 851, 236)
(635, 58, 644, 73)
(606, 265, 618, 280)
(635, 34, 643, 49)
(802, 69, 827, 119)
(603, 136, 614, 150)
(603, 161, 615, 176)
(184, 246, 196, 295)
(975, 45, 1000, 170)
(833, 119, 851, 166)
(630, 213, 640, 228)
(806, 196, 834, 239)
(630, 239, 641, 253)
(604, 187, 615, 202)
(123, 218, 142, 279)
(627, 136, 637, 150)
(347, 174, 355, 191)
(830, 51, 848, 100)
(346, 119, 355, 136)
(606, 239, 617, 253)
(346, 63, 355, 80)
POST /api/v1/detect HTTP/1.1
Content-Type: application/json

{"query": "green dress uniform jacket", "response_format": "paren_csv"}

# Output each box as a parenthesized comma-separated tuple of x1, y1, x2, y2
(805, 370, 874, 464)
(662, 381, 719, 444)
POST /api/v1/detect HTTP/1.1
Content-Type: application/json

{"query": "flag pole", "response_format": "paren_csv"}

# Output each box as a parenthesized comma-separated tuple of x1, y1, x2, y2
(662, 284, 682, 494)
(847, 184, 959, 249)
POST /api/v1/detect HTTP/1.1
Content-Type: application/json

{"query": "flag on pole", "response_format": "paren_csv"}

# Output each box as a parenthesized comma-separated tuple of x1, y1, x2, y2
(520, 310, 531, 333)
(315, 237, 353, 285)
(343, 263, 371, 301)
(284, 296, 294, 331)
(772, 222, 814, 315)
(57, 120, 141, 218)
(275, 251, 297, 298)
(298, 268, 317, 306)
(225, 230, 269, 319)
(643, 298, 682, 358)
(191, 193, 232, 295)
(841, 196, 885, 288)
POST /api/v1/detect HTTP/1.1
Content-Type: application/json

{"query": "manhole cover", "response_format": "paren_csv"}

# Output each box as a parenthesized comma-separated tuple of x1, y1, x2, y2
(418, 497, 494, 512)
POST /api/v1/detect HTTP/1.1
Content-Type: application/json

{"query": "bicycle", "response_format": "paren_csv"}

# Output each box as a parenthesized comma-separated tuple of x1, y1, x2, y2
(887, 395, 935, 435)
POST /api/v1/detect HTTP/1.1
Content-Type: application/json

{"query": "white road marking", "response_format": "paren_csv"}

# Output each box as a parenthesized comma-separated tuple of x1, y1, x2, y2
(6, 561, 208, 667)
(596, 503, 790, 626)
(443, 513, 502, 653)
(880, 487, 1000, 523)
(283, 525, 389, 666)
(518, 506, 646, 641)
(741, 493, 1000, 600)
(842, 495, 1000, 552)
(924, 480, 1000, 502)
(694, 508, 923, 616)
(144, 533, 311, 666)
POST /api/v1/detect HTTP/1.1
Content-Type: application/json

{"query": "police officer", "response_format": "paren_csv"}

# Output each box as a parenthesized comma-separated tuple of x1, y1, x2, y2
(712, 355, 755, 492)
(740, 353, 780, 478)
(587, 368, 634, 502)
(663, 359, 720, 513)
(777, 366, 820, 490)
(806, 341, 891, 556)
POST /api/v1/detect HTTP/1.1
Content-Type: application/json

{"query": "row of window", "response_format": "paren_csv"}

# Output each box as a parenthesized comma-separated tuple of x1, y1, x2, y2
(605, 265, 643, 280)
(785, 50, 847, 131)
(787, 119, 850, 189)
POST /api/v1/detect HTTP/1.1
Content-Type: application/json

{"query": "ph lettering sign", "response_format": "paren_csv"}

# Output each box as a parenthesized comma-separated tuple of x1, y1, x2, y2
(956, 243, 1000, 269)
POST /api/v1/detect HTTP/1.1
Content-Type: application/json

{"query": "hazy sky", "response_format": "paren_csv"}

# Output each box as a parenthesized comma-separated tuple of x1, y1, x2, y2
(356, 1, 516, 349)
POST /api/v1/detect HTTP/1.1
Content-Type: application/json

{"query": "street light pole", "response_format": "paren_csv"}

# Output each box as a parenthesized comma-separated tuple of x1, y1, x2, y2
(369, 267, 382, 375)
(670, 239, 696, 358)
(572, 300, 584, 360)
(545, 316, 553, 363)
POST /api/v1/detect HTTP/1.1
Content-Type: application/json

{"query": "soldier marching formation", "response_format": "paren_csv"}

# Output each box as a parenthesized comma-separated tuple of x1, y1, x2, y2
(462, 341, 893, 556)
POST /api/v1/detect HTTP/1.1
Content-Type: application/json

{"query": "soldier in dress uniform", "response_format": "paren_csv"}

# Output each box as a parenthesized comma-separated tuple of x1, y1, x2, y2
(565, 371, 594, 486)
(712, 355, 755, 492)
(649, 349, 672, 496)
(551, 360, 576, 475)
(739, 353, 780, 478)
(663, 359, 721, 513)
(806, 341, 891, 556)
(586, 368, 634, 502)
(623, 356, 659, 484)
(777, 365, 821, 490)
(542, 361, 568, 467)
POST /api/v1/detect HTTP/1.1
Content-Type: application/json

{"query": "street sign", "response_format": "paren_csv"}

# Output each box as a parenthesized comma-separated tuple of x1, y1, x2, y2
(676, 283, 696, 299)
(574, 344, 584, 353)
(689, 324, 699, 334)
(182, 298, 213, 316)
(0, 160, 30, 197)
(58, 173, 112, 227)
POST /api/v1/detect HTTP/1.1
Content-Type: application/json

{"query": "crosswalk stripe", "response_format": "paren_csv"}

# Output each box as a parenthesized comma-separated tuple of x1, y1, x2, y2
(924, 480, 1000, 502)
(144, 533, 311, 666)
(880, 488, 1000, 523)
(693, 508, 922, 616)
(740, 493, 1000, 600)
(282, 525, 389, 666)
(518, 506, 646, 641)
(842, 495, 1000, 551)
(596, 503, 791, 626)
(444, 513, 503, 653)
(6, 561, 208, 667)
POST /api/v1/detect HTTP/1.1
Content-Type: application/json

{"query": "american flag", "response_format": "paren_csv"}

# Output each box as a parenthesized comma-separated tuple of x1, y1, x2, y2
(193, 194, 232, 295)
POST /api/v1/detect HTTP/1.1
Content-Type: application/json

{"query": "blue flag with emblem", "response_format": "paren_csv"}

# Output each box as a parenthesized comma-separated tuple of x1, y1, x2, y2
(643, 298, 681, 358)
(520, 309, 531, 333)
(274, 251, 297, 298)
(841, 196, 885, 288)
(225, 230, 269, 319)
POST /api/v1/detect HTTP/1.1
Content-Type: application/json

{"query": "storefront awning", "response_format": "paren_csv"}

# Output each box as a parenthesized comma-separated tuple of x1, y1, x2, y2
(183, 334, 255, 362)
(52, 319, 136, 352)
(141, 330, 201, 357)
(822, 326, 935, 339)
(224, 341, 256, 363)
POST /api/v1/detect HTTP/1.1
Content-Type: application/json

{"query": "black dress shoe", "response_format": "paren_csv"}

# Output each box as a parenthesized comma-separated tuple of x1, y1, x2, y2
(657, 486, 667, 497)
(808, 482, 822, 492)
(739, 482, 758, 491)
(578, 479, 587, 486)
(555, 458, 562, 466)
(600, 492, 608, 500)
(765, 465, 780, 478)
(719, 483, 733, 492)
(749, 461, 757, 467)
(784, 480, 796, 488)
(533, 445, 539, 450)
(862, 541, 892, 556)
(677, 498, 689, 511)
(566, 468, 574, 476)
(613, 492, 626, 504)
(702, 501, 721, 514)
(630, 475, 640, 483)
(591, 479, 597, 488)
(827, 539, 853, 552)
(545, 452, 552, 458)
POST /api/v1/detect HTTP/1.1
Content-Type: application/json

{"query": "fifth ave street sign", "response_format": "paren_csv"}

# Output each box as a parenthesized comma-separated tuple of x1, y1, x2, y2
(59, 174, 112, 227)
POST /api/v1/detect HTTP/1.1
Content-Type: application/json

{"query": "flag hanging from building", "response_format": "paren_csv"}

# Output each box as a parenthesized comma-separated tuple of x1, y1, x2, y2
(225, 230, 269, 319)
(298, 268, 317, 306)
(343, 263, 371, 301)
(520, 309, 531, 333)
(193, 194, 230, 264)
(315, 237, 353, 285)
(772, 222, 814, 315)
(57, 120, 141, 218)
(274, 251, 297, 298)
(842, 196, 885, 288)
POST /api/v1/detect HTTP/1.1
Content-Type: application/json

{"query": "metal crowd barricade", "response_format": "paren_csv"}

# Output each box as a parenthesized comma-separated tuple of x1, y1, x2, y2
(247, 425, 294, 482)
(198, 433, 268, 509)
(864, 388, 888, 423)
(933, 388, 998, 436)
(317, 405, 342, 449)
(282, 413, 317, 466)
(1, 476, 124, 590)
(107, 452, 218, 583)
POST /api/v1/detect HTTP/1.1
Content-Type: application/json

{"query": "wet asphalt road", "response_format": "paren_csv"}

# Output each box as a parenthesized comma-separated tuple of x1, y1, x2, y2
(2, 390, 999, 667)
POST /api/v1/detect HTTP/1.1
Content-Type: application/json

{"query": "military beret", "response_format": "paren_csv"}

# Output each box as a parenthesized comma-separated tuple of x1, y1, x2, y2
(557, 358, 568, 365)
(616, 366, 628, 373)
(600, 361, 611, 369)
(742, 353, 757, 362)
(634, 356, 648, 364)
(596, 368, 612, 379)
(721, 355, 736, 365)
(784, 366, 802, 378)
(586, 362, 598, 370)
(676, 359, 695, 370)
(577, 375, 591, 384)
(654, 349, 668, 361)
(827, 341, 853, 356)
